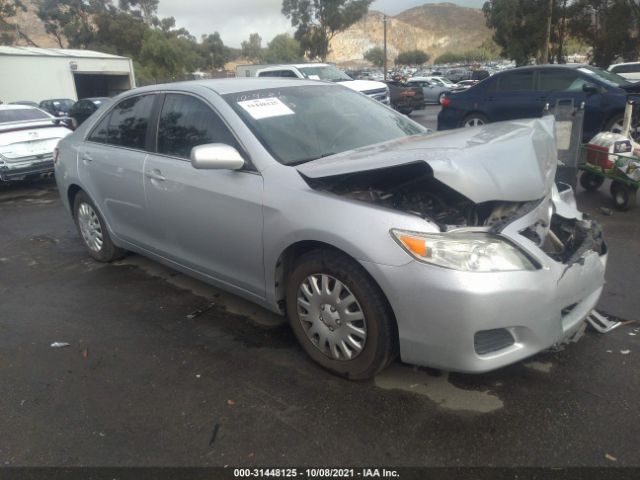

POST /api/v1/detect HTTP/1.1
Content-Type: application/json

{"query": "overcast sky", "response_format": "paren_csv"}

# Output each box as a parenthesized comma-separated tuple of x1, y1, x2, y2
(156, 0, 486, 48)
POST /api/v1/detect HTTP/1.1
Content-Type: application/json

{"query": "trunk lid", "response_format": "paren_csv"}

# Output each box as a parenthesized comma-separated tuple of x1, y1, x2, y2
(0, 125, 71, 161)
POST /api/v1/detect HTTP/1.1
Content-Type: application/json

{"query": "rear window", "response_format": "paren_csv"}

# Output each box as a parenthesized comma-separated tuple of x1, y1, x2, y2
(0, 108, 51, 124)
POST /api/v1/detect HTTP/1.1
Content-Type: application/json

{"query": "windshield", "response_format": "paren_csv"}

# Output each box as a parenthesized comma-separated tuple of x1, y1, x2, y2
(224, 85, 427, 166)
(298, 66, 353, 82)
(0, 108, 51, 124)
(578, 66, 630, 87)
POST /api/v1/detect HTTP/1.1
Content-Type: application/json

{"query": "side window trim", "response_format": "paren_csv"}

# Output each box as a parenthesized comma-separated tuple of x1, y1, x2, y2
(151, 90, 256, 171)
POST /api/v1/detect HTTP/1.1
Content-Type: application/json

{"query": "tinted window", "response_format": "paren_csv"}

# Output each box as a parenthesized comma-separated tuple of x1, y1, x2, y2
(539, 70, 586, 91)
(497, 71, 534, 91)
(88, 112, 111, 143)
(157, 94, 238, 159)
(259, 70, 298, 78)
(106, 95, 154, 149)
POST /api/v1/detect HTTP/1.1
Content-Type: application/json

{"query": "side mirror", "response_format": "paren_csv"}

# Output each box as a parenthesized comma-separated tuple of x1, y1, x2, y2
(582, 83, 600, 94)
(190, 143, 245, 171)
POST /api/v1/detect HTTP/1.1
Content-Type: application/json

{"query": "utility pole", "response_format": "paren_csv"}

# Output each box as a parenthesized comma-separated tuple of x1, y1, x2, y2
(542, 0, 554, 64)
(383, 14, 388, 80)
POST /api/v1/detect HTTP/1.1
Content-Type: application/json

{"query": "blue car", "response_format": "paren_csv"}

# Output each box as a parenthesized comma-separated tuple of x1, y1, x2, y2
(438, 64, 640, 141)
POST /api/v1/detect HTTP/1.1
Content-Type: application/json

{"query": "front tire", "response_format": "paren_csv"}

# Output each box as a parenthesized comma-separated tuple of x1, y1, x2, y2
(286, 249, 397, 379)
(73, 191, 126, 262)
(580, 171, 605, 191)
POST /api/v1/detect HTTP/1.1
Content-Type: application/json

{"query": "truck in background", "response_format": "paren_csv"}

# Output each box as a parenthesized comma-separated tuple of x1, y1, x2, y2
(235, 63, 390, 105)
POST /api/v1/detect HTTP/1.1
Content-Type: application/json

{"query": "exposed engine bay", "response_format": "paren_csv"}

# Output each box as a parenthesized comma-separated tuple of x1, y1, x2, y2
(304, 162, 527, 230)
(303, 162, 606, 265)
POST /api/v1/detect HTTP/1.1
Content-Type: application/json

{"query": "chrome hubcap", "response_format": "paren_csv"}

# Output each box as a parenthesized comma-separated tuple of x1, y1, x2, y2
(296, 274, 367, 361)
(77, 202, 103, 252)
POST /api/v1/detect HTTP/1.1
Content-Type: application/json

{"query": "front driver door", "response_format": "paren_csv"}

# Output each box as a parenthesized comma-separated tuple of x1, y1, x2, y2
(143, 93, 265, 298)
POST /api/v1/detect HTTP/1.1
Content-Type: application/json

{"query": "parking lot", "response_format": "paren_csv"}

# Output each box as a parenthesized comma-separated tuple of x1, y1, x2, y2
(1, 104, 640, 468)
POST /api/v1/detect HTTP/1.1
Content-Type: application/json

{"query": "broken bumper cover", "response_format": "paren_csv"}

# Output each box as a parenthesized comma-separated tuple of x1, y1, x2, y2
(0, 156, 54, 181)
(361, 204, 607, 373)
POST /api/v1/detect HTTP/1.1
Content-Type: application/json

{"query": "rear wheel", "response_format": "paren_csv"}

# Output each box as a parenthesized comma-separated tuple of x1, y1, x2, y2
(605, 114, 640, 141)
(73, 191, 126, 262)
(580, 171, 605, 191)
(610, 181, 638, 211)
(462, 113, 488, 128)
(286, 249, 397, 379)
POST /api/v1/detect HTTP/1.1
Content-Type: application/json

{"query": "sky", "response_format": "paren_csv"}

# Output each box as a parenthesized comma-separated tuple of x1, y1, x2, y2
(156, 0, 486, 48)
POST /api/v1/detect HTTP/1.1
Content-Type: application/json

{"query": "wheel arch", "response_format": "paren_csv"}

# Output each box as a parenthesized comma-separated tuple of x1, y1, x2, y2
(273, 240, 398, 336)
(67, 184, 83, 217)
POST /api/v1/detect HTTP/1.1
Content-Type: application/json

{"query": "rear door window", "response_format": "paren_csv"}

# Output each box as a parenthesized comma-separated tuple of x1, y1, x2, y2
(497, 71, 534, 91)
(106, 95, 155, 150)
(157, 94, 238, 159)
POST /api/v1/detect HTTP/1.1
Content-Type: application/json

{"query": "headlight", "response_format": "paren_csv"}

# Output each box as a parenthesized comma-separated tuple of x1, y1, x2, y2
(391, 229, 537, 272)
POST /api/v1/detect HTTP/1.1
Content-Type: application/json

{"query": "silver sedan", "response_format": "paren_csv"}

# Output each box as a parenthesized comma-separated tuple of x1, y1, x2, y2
(55, 79, 607, 379)
(406, 76, 451, 104)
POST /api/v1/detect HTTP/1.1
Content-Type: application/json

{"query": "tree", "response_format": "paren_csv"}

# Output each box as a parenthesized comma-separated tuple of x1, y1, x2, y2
(395, 49, 430, 65)
(263, 33, 303, 63)
(282, 0, 373, 60)
(364, 46, 384, 67)
(483, 0, 550, 66)
(36, 0, 99, 49)
(201, 32, 228, 70)
(1, 0, 39, 45)
(241, 32, 262, 62)
(568, 0, 638, 66)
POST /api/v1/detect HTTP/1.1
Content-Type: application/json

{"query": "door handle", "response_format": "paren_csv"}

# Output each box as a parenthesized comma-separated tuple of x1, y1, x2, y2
(145, 169, 166, 182)
(81, 152, 93, 162)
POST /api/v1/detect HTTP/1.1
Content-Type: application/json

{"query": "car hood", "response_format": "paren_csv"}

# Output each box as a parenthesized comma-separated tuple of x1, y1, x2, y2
(296, 117, 558, 204)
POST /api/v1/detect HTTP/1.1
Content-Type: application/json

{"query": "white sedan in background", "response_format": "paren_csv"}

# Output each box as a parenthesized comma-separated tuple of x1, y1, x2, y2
(0, 105, 72, 182)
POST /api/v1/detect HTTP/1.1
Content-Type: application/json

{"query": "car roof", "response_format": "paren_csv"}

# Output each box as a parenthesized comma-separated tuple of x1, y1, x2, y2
(129, 78, 334, 96)
(498, 64, 589, 73)
(609, 61, 640, 67)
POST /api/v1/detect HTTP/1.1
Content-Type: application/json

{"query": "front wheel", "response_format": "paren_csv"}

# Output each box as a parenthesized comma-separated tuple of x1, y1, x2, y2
(73, 191, 126, 262)
(580, 171, 605, 191)
(286, 250, 397, 379)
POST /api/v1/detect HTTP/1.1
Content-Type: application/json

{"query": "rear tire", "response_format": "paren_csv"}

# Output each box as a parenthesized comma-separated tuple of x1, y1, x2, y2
(73, 191, 126, 262)
(580, 171, 605, 191)
(610, 181, 637, 211)
(462, 113, 488, 128)
(285, 249, 397, 380)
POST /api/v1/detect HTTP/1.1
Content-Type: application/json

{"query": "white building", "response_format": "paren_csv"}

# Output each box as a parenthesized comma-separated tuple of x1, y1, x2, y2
(0, 46, 136, 103)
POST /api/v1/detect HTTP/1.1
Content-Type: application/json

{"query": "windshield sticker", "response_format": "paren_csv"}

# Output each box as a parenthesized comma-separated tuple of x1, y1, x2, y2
(238, 97, 294, 120)
(307, 75, 321, 80)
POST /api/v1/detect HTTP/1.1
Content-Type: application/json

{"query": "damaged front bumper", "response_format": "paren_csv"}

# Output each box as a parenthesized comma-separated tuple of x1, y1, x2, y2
(361, 185, 607, 373)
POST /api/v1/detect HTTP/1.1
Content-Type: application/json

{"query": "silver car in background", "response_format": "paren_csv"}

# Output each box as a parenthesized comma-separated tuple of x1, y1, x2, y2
(54, 79, 607, 379)
(1, 105, 71, 181)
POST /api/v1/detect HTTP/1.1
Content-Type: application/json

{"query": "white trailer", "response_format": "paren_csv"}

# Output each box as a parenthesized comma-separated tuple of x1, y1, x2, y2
(0, 46, 136, 103)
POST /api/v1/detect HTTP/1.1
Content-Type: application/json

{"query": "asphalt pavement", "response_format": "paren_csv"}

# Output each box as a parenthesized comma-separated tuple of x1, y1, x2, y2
(1, 128, 639, 467)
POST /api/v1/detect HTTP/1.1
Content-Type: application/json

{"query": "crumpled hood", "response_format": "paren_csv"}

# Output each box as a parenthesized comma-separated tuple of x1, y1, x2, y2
(296, 117, 558, 204)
